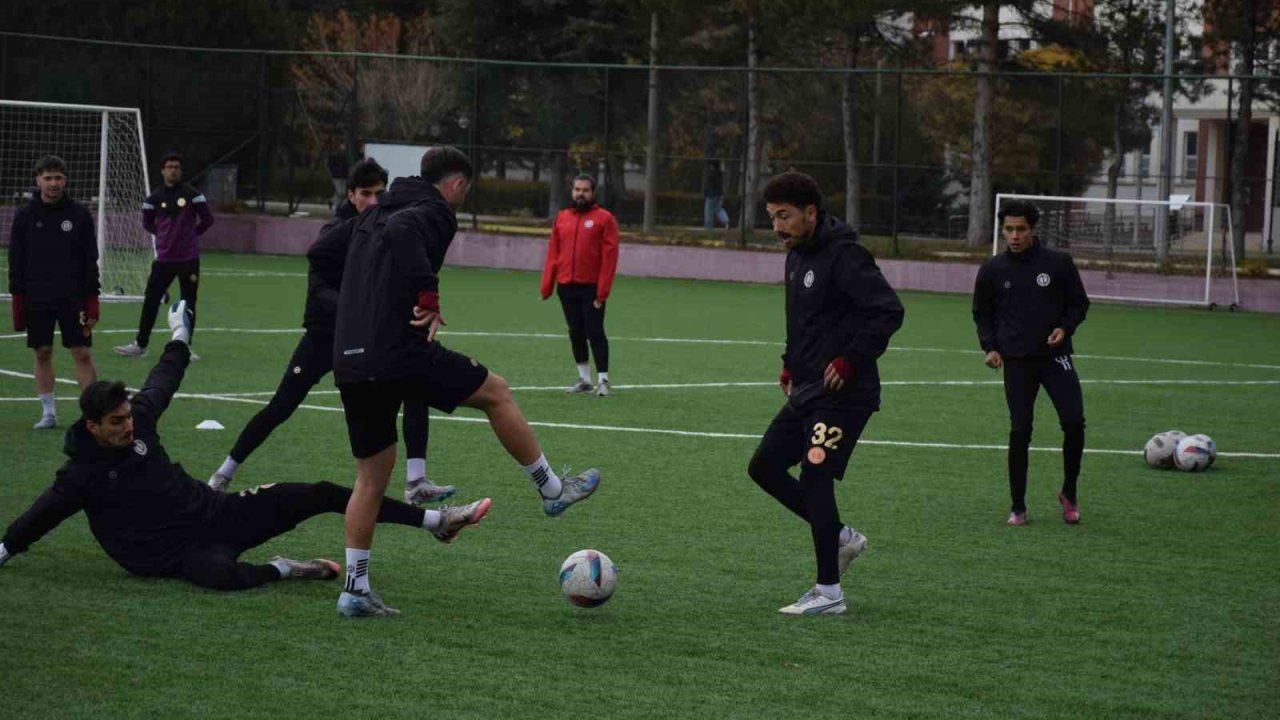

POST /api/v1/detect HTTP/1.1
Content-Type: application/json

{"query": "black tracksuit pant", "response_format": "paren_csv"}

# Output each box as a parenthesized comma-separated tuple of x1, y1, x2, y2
(177, 481, 424, 591)
(557, 283, 608, 373)
(1002, 356, 1086, 512)
(136, 259, 200, 348)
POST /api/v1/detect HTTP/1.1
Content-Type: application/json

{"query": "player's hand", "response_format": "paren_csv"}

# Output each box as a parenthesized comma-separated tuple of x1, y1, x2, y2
(593, 299, 604, 310)
(984, 351, 1003, 369)
(411, 305, 447, 342)
(1047, 327, 1066, 348)
(81, 295, 100, 330)
(11, 293, 26, 332)
(0, 542, 11, 568)
(779, 367, 792, 397)
(824, 357, 852, 393)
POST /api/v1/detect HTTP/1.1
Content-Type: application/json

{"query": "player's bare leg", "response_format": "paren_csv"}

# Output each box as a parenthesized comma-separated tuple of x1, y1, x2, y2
(460, 371, 599, 516)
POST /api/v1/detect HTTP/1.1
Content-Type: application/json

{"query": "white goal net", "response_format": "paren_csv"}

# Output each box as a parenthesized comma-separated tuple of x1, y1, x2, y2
(0, 100, 152, 299)
(993, 194, 1241, 309)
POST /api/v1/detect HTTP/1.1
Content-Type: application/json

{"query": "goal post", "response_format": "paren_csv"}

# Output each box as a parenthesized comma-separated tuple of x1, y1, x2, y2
(993, 193, 1241, 309)
(0, 100, 152, 300)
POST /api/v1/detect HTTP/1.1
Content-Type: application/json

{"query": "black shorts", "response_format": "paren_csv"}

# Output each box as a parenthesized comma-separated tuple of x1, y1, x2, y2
(755, 400, 875, 480)
(338, 347, 488, 458)
(26, 298, 92, 349)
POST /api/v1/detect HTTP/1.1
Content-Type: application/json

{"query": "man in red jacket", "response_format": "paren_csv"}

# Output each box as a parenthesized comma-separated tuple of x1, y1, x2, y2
(540, 174, 620, 396)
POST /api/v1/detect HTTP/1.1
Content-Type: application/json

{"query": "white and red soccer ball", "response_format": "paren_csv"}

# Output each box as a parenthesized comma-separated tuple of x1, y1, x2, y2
(559, 549, 618, 608)
(1172, 434, 1217, 472)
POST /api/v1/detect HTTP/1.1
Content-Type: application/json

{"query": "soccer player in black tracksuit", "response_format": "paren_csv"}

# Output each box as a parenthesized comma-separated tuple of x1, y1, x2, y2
(327, 146, 600, 618)
(748, 172, 904, 616)
(206, 160, 453, 507)
(8, 155, 100, 429)
(972, 200, 1090, 526)
(0, 302, 456, 591)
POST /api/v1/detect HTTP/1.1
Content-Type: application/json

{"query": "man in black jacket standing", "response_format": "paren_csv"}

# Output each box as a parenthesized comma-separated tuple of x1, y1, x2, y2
(748, 171, 904, 616)
(973, 200, 1090, 527)
(206, 159, 452, 507)
(0, 301, 472, 591)
(327, 146, 600, 618)
(7, 155, 100, 429)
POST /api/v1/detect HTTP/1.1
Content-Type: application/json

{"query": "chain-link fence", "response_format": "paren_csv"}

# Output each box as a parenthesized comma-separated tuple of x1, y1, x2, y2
(1, 32, 1275, 253)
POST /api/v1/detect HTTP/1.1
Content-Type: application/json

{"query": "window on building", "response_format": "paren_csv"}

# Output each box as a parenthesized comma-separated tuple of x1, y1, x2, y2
(1139, 151, 1151, 178)
(1183, 131, 1198, 180)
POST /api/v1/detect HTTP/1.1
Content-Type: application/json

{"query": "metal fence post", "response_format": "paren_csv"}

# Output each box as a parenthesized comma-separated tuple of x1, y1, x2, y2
(257, 52, 267, 211)
(892, 71, 902, 255)
(1056, 74, 1064, 195)
(471, 60, 480, 230)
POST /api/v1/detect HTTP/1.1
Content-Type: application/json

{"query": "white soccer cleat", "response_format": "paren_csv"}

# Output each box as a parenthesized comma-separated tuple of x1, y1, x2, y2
(565, 380, 593, 394)
(542, 468, 600, 517)
(837, 529, 868, 578)
(33, 415, 57, 430)
(596, 379, 611, 397)
(271, 556, 340, 580)
(778, 587, 847, 616)
(432, 497, 493, 544)
(113, 341, 147, 357)
(404, 477, 456, 505)
(208, 472, 232, 492)
(337, 589, 401, 618)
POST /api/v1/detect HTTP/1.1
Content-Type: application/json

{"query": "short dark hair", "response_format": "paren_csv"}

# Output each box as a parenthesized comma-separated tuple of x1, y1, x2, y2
(998, 200, 1040, 228)
(160, 153, 183, 167)
(79, 380, 129, 424)
(347, 158, 388, 192)
(762, 171, 822, 211)
(420, 146, 473, 184)
(34, 155, 67, 176)
(573, 173, 596, 190)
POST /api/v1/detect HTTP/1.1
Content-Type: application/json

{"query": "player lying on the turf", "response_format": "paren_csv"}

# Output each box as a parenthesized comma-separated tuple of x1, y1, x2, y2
(0, 301, 491, 594)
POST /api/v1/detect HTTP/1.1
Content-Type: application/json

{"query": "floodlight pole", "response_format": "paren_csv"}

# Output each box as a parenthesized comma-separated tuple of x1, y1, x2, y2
(1155, 0, 1175, 263)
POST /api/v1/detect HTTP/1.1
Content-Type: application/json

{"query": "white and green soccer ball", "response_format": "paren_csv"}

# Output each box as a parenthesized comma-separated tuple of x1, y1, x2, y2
(1173, 434, 1216, 472)
(1143, 430, 1186, 469)
(559, 549, 618, 608)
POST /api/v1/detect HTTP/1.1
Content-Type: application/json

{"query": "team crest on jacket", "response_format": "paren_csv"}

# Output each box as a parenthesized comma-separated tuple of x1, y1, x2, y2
(177, 197, 187, 208)
(584, 219, 595, 228)
(803, 270, 815, 288)
(1036, 273, 1051, 287)
(60, 220, 73, 232)
(133, 439, 148, 456)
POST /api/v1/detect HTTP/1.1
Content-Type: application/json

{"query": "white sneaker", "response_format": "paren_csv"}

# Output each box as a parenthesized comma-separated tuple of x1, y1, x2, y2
(404, 477, 457, 505)
(113, 341, 146, 357)
(596, 379, 611, 397)
(778, 587, 846, 616)
(837, 529, 868, 577)
(33, 415, 57, 430)
(208, 472, 232, 492)
(337, 589, 401, 618)
(566, 380, 593, 394)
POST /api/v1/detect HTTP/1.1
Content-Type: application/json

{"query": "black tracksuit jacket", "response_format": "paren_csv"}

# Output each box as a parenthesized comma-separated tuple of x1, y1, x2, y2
(1, 343, 226, 577)
(972, 242, 1090, 359)
(7, 193, 99, 302)
(782, 213, 905, 411)
(324, 177, 458, 384)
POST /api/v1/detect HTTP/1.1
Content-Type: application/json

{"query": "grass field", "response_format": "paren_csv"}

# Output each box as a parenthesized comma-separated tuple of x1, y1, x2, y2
(1, 252, 1277, 719)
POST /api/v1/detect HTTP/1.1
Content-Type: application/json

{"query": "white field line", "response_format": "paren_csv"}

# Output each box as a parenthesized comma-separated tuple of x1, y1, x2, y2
(0, 323, 1278, 371)
(3, 368, 1278, 460)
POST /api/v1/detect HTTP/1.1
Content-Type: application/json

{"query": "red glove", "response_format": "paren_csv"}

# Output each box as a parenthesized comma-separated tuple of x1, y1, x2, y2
(416, 291, 440, 314)
(829, 357, 852, 380)
(11, 293, 25, 332)
(83, 295, 100, 323)
(779, 367, 792, 387)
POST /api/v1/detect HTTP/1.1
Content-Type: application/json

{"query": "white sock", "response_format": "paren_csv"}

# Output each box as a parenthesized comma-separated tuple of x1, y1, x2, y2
(406, 457, 426, 483)
(838, 526, 853, 546)
(522, 453, 562, 499)
(816, 583, 843, 601)
(597, 371, 609, 384)
(421, 509, 443, 532)
(217, 456, 240, 480)
(38, 392, 55, 417)
(344, 548, 371, 593)
(576, 363, 590, 383)
(269, 558, 293, 578)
